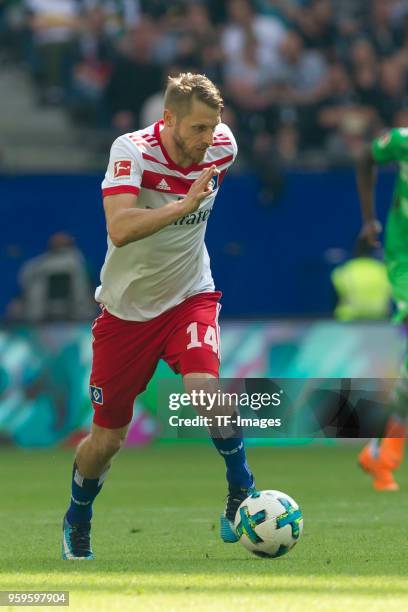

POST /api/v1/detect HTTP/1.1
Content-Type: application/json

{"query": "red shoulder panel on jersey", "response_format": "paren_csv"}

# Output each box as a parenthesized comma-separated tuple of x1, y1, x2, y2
(128, 133, 144, 142)
(129, 132, 158, 143)
(102, 186, 140, 197)
(141, 170, 193, 195)
(142, 152, 168, 164)
(198, 154, 233, 168)
(211, 142, 232, 148)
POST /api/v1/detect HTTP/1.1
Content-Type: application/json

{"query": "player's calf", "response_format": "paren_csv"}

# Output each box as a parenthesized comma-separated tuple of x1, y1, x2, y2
(75, 423, 128, 478)
(62, 423, 129, 559)
(182, 374, 257, 543)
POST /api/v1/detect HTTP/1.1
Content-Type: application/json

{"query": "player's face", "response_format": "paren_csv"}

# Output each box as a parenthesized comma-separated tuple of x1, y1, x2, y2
(173, 99, 221, 164)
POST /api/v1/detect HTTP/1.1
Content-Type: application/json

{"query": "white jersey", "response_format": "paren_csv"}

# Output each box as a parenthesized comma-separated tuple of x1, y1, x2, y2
(97, 120, 237, 321)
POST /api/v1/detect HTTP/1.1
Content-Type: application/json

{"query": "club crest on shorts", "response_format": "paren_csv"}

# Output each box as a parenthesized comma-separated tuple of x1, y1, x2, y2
(90, 385, 104, 405)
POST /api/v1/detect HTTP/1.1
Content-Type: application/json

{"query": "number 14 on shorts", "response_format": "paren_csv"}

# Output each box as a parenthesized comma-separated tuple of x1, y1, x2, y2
(186, 322, 219, 357)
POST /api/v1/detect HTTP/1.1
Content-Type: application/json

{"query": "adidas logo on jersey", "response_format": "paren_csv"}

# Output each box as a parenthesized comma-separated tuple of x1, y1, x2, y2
(156, 177, 171, 191)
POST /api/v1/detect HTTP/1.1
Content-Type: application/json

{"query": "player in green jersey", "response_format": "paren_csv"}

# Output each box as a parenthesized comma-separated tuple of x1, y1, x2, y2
(356, 127, 408, 491)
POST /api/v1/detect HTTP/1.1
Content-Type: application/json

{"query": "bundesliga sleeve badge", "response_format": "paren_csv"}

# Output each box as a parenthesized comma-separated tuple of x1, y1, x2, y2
(113, 159, 132, 179)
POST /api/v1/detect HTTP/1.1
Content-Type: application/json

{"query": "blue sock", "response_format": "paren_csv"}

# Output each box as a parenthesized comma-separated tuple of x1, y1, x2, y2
(211, 436, 254, 490)
(66, 462, 109, 525)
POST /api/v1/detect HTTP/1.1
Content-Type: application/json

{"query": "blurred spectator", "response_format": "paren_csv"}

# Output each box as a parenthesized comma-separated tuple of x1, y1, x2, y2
(139, 64, 182, 128)
(103, 18, 162, 131)
(269, 30, 328, 105)
(4, 0, 408, 167)
(281, 0, 338, 60)
(267, 29, 329, 151)
(9, 232, 96, 322)
(392, 1, 408, 53)
(224, 31, 274, 111)
(149, 3, 186, 67)
(83, 0, 141, 38)
(140, 0, 180, 20)
(139, 88, 164, 128)
(255, 0, 294, 23)
(221, 0, 287, 67)
(251, 123, 300, 204)
(24, 0, 81, 104)
(366, 0, 398, 58)
(316, 64, 359, 152)
(68, 5, 114, 125)
(320, 41, 381, 162)
(331, 241, 391, 321)
(0, 1, 27, 61)
(377, 57, 408, 125)
(325, 108, 378, 165)
(0, 0, 6, 55)
(348, 38, 382, 112)
(333, 0, 370, 36)
(394, 107, 408, 127)
(317, 64, 356, 127)
(175, 2, 215, 68)
(199, 38, 224, 85)
(349, 36, 377, 68)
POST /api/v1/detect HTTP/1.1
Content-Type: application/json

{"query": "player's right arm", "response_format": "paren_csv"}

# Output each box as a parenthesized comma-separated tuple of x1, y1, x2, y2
(101, 137, 218, 247)
(356, 129, 406, 247)
(104, 167, 217, 247)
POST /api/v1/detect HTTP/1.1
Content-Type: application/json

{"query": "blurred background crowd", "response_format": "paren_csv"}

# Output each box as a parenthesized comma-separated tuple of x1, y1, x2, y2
(0, 0, 405, 323)
(1, 0, 408, 173)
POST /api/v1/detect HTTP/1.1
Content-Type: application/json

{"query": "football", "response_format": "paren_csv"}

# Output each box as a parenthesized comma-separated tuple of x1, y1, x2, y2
(234, 490, 303, 558)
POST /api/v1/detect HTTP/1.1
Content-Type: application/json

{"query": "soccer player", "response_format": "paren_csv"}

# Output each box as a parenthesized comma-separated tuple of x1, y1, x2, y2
(62, 73, 256, 559)
(356, 127, 408, 491)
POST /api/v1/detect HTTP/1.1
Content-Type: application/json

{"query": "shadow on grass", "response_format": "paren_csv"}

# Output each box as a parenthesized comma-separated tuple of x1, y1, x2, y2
(1, 555, 408, 581)
(0, 573, 407, 598)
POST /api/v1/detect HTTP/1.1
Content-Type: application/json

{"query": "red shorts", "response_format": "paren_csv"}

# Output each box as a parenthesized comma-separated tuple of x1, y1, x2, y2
(89, 291, 222, 429)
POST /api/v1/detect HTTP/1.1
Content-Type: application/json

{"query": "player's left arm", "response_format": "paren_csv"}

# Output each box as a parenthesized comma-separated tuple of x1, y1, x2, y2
(356, 144, 381, 247)
(356, 129, 407, 247)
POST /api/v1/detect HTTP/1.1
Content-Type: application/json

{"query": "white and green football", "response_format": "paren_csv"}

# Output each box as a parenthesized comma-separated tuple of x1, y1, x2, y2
(234, 490, 303, 558)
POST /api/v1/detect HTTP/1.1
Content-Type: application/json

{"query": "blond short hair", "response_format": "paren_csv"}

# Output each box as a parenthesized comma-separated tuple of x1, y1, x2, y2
(164, 72, 223, 117)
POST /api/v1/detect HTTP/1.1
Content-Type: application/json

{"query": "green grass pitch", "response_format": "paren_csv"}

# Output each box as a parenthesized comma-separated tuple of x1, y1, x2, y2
(0, 443, 407, 611)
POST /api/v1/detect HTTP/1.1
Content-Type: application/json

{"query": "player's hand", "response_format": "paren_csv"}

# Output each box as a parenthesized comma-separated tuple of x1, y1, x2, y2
(182, 165, 220, 214)
(359, 219, 382, 248)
